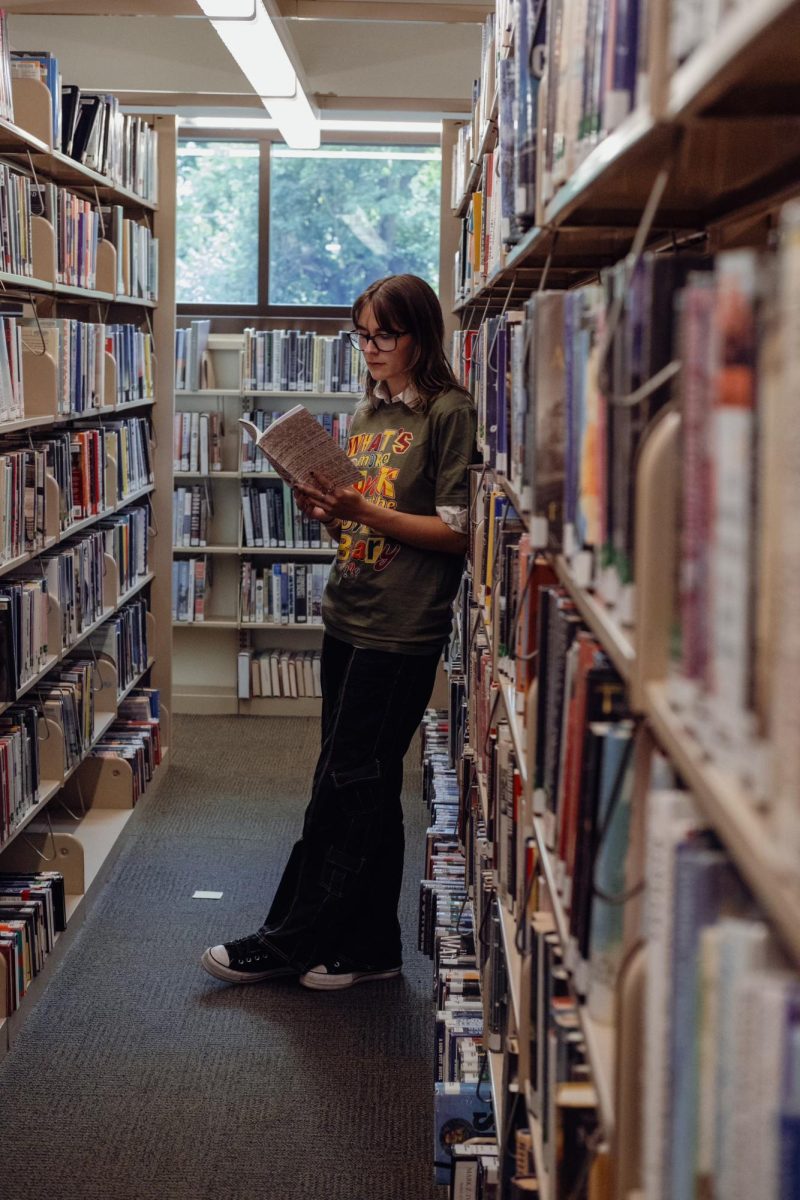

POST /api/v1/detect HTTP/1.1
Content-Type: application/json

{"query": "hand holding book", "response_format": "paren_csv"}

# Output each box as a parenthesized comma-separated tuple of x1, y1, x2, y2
(295, 482, 371, 526)
(239, 406, 360, 493)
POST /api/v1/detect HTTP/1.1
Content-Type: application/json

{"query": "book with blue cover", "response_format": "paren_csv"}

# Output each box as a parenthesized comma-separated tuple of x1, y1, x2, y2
(434, 1081, 495, 1186)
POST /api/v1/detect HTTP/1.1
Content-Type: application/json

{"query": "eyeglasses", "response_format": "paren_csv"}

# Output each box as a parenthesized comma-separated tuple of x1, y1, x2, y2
(347, 329, 407, 352)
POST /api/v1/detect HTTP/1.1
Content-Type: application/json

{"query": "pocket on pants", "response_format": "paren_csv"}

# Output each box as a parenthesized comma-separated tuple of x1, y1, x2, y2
(331, 758, 381, 816)
(321, 844, 365, 898)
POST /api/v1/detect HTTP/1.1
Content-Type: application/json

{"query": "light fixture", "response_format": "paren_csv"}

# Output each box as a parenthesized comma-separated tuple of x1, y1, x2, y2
(196, 0, 320, 149)
(178, 116, 445, 136)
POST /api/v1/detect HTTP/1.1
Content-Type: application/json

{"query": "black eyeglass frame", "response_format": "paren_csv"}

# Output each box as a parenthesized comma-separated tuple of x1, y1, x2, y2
(347, 328, 408, 352)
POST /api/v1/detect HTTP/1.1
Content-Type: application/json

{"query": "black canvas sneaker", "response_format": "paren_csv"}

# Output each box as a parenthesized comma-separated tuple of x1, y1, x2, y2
(299, 957, 402, 991)
(201, 934, 297, 983)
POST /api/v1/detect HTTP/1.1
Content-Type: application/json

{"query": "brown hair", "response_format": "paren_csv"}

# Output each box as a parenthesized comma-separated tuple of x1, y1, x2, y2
(352, 274, 470, 412)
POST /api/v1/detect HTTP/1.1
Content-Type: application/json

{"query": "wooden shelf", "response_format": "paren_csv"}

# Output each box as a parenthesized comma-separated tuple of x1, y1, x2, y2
(241, 390, 360, 402)
(476, 767, 489, 825)
(0, 269, 157, 306)
(241, 621, 324, 631)
(173, 618, 238, 629)
(497, 676, 528, 788)
(243, 546, 336, 558)
(487, 1046, 505, 1134)
(527, 1111, 548, 1200)
(668, 0, 800, 117)
(0, 400, 155, 433)
(239, 696, 322, 716)
(0, 752, 167, 1058)
(173, 544, 335, 557)
(175, 470, 240, 480)
(646, 680, 800, 968)
(172, 684, 238, 716)
(117, 656, 155, 704)
(0, 708, 116, 856)
(175, 388, 242, 397)
(112, 295, 157, 308)
(532, 817, 616, 1138)
(495, 473, 528, 520)
(552, 556, 635, 685)
(497, 902, 521, 1030)
(54, 283, 114, 302)
(0, 115, 157, 211)
(453, 113, 498, 219)
(113, 397, 155, 413)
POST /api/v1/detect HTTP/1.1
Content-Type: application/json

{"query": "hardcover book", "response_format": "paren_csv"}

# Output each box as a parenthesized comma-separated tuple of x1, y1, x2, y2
(239, 406, 360, 493)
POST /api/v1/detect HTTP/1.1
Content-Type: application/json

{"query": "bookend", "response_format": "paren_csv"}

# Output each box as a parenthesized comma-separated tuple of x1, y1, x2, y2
(21, 343, 58, 418)
(10, 75, 52, 147)
(31, 214, 57, 284)
(631, 408, 680, 711)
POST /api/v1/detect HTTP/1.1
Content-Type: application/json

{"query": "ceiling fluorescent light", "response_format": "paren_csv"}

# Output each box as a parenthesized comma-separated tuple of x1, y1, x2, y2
(196, 0, 320, 149)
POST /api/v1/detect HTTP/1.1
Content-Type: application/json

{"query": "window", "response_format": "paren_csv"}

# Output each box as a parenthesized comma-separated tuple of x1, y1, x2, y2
(176, 140, 260, 305)
(268, 144, 441, 306)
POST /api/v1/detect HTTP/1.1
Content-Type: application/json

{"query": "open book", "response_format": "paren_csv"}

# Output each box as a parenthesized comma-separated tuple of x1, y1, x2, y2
(239, 406, 360, 492)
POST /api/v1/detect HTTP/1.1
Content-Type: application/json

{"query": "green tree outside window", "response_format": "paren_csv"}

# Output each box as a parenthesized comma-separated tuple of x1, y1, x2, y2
(269, 144, 441, 306)
(177, 140, 260, 305)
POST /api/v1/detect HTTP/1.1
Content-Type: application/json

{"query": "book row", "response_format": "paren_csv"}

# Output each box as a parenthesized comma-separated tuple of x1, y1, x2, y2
(0, 602, 152, 848)
(171, 556, 209, 625)
(3, 45, 158, 201)
(419, 717, 496, 1192)
(89, 594, 150, 700)
(643, 783, 800, 1200)
(240, 409, 352, 474)
(0, 506, 150, 700)
(241, 482, 337, 550)
(0, 870, 66, 1016)
(0, 14, 12, 124)
(239, 559, 330, 626)
(0, 161, 40, 281)
(92, 689, 162, 806)
(237, 649, 323, 701)
(0, 311, 23, 422)
(174, 319, 212, 393)
(668, 227, 800, 828)
(5, 681, 160, 830)
(22, 317, 156, 415)
(172, 411, 223, 475)
(32, 415, 151, 530)
(242, 328, 363, 395)
(462, 215, 799, 844)
(453, 519, 800, 1197)
(453, 0, 733, 292)
(0, 419, 150, 557)
(455, 205, 799, 631)
(173, 485, 210, 550)
(22, 173, 157, 297)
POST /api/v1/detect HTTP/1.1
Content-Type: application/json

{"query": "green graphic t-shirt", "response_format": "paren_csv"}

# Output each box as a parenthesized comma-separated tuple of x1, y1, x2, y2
(322, 387, 477, 654)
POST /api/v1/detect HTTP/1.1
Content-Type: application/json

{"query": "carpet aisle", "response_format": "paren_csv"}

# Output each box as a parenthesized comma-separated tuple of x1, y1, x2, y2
(0, 715, 440, 1200)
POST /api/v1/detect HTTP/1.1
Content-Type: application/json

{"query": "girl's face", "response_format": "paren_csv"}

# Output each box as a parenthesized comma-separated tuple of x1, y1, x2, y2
(355, 302, 415, 394)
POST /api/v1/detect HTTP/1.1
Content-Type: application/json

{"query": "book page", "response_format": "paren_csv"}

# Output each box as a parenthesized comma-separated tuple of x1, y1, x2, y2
(240, 408, 359, 492)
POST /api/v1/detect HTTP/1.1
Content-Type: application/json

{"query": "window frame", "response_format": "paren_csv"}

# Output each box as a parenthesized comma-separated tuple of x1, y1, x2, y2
(176, 128, 441, 322)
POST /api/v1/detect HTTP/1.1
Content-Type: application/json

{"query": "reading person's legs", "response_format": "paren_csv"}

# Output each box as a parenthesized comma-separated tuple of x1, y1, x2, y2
(201, 633, 440, 987)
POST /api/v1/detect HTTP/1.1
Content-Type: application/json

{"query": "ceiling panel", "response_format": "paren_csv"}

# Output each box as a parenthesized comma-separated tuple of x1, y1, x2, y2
(6, 1, 480, 118)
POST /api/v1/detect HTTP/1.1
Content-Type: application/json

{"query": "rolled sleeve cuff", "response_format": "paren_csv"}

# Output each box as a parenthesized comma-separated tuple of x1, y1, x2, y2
(436, 505, 468, 535)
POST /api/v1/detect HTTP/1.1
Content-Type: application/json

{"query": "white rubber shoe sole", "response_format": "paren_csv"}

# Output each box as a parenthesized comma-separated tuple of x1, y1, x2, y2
(299, 964, 402, 991)
(201, 945, 296, 984)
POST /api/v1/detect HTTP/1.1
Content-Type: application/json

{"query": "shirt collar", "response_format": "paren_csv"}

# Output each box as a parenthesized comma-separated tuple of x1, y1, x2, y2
(371, 380, 424, 412)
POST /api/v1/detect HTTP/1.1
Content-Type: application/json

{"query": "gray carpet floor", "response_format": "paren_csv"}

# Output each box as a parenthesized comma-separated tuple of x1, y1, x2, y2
(0, 715, 440, 1200)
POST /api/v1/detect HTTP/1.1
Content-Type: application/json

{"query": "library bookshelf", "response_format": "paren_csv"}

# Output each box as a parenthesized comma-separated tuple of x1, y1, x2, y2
(172, 333, 358, 716)
(437, 1, 800, 1196)
(0, 79, 175, 1057)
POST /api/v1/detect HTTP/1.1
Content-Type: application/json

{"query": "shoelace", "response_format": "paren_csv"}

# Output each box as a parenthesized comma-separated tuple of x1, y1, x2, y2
(227, 935, 269, 964)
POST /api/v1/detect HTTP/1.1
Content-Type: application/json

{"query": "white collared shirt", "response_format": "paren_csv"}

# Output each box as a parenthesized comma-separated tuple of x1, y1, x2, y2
(370, 381, 468, 535)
